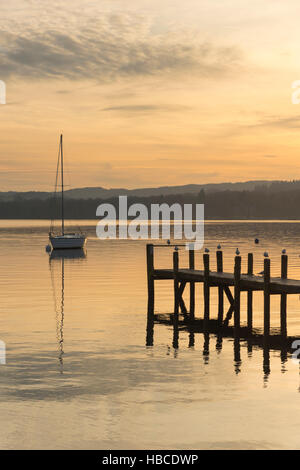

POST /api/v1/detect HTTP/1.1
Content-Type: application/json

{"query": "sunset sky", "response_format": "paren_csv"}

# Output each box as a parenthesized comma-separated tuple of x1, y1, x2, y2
(1, 0, 300, 190)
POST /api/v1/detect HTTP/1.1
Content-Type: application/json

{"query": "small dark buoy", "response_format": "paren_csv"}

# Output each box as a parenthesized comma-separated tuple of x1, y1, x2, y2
(255, 238, 259, 245)
(264, 251, 269, 258)
(167, 239, 171, 245)
(45, 244, 51, 253)
(217, 244, 221, 250)
(175, 246, 179, 251)
(204, 247, 210, 253)
(235, 248, 240, 255)
(282, 249, 286, 254)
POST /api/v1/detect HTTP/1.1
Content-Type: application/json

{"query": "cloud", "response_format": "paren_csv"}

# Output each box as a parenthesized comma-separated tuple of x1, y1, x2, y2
(0, 14, 241, 82)
(102, 104, 191, 114)
(253, 115, 300, 129)
(157, 157, 286, 167)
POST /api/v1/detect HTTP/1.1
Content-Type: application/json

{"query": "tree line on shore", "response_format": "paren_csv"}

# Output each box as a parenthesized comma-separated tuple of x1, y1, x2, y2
(1, 185, 300, 219)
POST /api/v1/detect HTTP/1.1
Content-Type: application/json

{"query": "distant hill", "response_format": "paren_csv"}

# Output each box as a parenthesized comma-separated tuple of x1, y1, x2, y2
(0, 180, 290, 201)
(3, 180, 300, 219)
(3, 181, 300, 219)
(63, 181, 273, 199)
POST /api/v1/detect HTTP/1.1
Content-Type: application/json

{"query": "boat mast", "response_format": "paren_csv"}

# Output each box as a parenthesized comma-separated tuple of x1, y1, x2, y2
(60, 134, 64, 235)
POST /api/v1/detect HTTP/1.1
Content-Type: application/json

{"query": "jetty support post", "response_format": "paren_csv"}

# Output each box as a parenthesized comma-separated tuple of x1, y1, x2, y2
(146, 244, 155, 319)
(234, 255, 241, 335)
(216, 249, 224, 325)
(280, 254, 288, 338)
(263, 257, 271, 338)
(173, 249, 179, 325)
(247, 253, 253, 332)
(203, 253, 210, 327)
(189, 244, 195, 319)
(263, 342, 271, 383)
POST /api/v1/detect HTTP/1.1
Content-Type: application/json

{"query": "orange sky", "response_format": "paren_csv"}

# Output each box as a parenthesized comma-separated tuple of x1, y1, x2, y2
(1, 0, 300, 190)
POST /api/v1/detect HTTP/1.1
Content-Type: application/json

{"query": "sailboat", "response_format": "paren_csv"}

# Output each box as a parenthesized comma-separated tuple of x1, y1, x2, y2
(49, 249, 86, 372)
(49, 134, 87, 250)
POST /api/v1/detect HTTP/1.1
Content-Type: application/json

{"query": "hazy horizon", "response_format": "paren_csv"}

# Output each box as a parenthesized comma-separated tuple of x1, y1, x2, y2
(0, 178, 297, 193)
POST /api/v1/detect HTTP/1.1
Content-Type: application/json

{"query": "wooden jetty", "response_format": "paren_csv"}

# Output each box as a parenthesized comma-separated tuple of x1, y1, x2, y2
(146, 244, 300, 341)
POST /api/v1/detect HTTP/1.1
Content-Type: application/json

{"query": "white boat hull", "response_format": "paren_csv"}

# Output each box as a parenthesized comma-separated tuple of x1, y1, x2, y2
(50, 235, 86, 250)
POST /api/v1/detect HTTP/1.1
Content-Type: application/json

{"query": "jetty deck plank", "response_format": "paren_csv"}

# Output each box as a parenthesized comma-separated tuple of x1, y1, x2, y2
(153, 269, 174, 280)
(153, 268, 300, 294)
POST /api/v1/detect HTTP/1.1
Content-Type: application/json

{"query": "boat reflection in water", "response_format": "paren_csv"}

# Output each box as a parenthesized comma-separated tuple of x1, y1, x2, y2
(50, 248, 87, 260)
(49, 248, 87, 372)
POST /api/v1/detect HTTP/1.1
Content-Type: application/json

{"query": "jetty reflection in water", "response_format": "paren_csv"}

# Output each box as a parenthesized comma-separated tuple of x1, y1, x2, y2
(49, 248, 87, 372)
(146, 313, 298, 387)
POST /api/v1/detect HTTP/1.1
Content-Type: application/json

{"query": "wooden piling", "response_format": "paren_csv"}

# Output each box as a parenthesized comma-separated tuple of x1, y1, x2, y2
(280, 254, 288, 338)
(216, 332, 223, 353)
(172, 321, 179, 349)
(188, 329, 195, 348)
(173, 250, 179, 324)
(203, 253, 210, 325)
(263, 342, 270, 383)
(146, 311, 154, 347)
(189, 245, 195, 318)
(234, 255, 241, 334)
(216, 250, 224, 325)
(188, 245, 195, 346)
(203, 332, 210, 364)
(247, 253, 253, 332)
(146, 244, 154, 318)
(263, 257, 271, 338)
(234, 337, 241, 374)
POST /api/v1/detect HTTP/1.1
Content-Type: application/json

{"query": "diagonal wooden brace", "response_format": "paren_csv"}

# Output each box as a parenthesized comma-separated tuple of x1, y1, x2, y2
(223, 286, 235, 326)
(178, 281, 188, 315)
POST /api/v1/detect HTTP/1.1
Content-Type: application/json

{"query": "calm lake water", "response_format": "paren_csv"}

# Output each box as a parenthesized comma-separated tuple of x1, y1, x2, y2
(0, 220, 300, 450)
